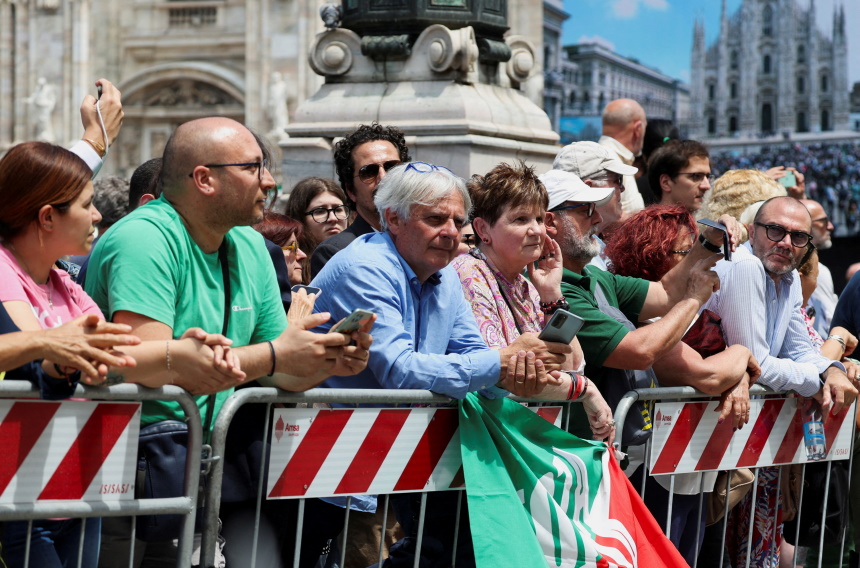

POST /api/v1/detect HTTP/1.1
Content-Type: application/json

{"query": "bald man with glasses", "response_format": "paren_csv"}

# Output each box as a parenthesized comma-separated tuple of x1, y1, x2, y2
(703, 195, 857, 410)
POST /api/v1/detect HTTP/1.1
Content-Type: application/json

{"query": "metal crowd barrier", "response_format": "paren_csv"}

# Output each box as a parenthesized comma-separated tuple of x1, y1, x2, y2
(0, 380, 204, 568)
(613, 385, 856, 568)
(198, 387, 575, 568)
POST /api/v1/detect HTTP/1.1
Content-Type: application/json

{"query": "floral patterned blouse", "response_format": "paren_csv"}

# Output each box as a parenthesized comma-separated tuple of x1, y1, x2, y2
(451, 249, 544, 349)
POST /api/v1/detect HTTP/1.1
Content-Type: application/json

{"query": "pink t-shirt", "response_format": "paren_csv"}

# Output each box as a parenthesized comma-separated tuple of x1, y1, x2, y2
(0, 245, 103, 329)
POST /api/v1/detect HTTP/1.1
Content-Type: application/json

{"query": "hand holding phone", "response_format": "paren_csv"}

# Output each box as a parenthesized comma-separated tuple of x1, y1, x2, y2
(330, 309, 375, 335)
(778, 170, 796, 188)
(538, 309, 584, 345)
(697, 219, 731, 261)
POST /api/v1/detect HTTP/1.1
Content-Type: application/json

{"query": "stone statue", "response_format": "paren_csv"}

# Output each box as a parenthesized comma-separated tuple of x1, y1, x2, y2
(26, 77, 57, 142)
(268, 72, 290, 141)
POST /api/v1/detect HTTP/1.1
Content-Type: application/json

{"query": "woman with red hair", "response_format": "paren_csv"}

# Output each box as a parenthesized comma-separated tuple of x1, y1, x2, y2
(605, 204, 759, 564)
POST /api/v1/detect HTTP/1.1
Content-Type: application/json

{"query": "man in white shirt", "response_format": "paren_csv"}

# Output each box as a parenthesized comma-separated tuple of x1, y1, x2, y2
(801, 198, 839, 337)
(599, 98, 647, 216)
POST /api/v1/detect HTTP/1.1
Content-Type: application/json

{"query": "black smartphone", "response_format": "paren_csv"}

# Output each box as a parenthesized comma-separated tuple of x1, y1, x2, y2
(97, 84, 103, 100)
(330, 309, 374, 335)
(291, 284, 322, 296)
(697, 219, 731, 261)
(538, 309, 584, 344)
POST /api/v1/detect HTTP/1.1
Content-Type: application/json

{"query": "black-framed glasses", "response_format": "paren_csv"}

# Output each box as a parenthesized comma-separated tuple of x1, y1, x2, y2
(460, 233, 477, 247)
(405, 162, 453, 175)
(549, 202, 596, 218)
(305, 205, 350, 223)
(188, 159, 270, 180)
(676, 172, 716, 184)
(754, 222, 813, 247)
(355, 160, 402, 183)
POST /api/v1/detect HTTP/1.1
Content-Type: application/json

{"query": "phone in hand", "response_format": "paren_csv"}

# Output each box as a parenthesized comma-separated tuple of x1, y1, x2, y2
(778, 170, 797, 188)
(330, 309, 374, 335)
(291, 284, 322, 296)
(538, 309, 584, 344)
(697, 219, 732, 261)
(97, 84, 103, 100)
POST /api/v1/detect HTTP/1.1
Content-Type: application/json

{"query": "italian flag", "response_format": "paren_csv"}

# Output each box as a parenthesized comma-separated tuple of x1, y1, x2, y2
(459, 393, 687, 568)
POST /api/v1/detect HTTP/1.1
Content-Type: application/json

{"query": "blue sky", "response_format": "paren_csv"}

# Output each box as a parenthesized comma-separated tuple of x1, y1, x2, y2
(561, 0, 859, 86)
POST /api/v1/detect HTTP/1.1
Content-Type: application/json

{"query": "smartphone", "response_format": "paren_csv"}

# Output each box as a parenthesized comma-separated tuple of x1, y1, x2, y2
(778, 170, 796, 188)
(330, 309, 374, 335)
(291, 284, 321, 296)
(97, 84, 103, 100)
(697, 219, 732, 261)
(538, 309, 584, 344)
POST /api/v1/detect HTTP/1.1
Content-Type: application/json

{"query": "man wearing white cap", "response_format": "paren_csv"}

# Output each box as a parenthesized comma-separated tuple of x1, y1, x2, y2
(538, 168, 736, 440)
(552, 141, 638, 270)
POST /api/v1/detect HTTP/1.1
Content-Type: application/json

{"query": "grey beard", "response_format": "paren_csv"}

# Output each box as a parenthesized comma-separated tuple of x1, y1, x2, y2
(561, 232, 601, 264)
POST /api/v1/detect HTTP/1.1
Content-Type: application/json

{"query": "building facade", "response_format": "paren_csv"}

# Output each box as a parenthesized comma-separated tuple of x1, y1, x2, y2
(0, 0, 548, 178)
(559, 42, 689, 125)
(689, 0, 849, 138)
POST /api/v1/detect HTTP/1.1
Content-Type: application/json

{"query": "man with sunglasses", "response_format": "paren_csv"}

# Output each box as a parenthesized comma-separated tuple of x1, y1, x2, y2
(647, 139, 713, 213)
(310, 123, 411, 277)
(704, 196, 857, 415)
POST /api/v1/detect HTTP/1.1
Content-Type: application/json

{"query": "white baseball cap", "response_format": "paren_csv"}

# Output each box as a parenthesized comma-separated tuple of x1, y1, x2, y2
(553, 141, 638, 180)
(539, 169, 614, 211)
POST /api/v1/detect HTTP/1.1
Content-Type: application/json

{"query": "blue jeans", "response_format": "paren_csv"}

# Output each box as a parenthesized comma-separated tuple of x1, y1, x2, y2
(3, 518, 101, 568)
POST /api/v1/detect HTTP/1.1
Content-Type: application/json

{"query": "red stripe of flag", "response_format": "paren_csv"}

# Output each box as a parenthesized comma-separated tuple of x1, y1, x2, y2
(773, 404, 805, 464)
(824, 406, 851, 455)
(0, 401, 61, 497)
(651, 403, 708, 474)
(393, 409, 459, 491)
(694, 412, 737, 471)
(268, 410, 353, 498)
(535, 407, 562, 426)
(735, 399, 785, 468)
(335, 409, 410, 494)
(39, 403, 139, 500)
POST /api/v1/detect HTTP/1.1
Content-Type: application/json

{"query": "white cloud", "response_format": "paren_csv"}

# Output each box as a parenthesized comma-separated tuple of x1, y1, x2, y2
(576, 35, 616, 51)
(611, 0, 669, 19)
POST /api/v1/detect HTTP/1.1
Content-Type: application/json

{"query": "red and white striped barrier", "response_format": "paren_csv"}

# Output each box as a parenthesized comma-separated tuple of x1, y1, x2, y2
(0, 400, 140, 504)
(648, 398, 854, 475)
(267, 405, 562, 499)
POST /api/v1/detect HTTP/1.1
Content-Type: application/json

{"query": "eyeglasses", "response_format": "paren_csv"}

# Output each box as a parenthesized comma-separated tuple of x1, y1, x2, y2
(588, 174, 623, 188)
(188, 159, 270, 180)
(355, 160, 402, 183)
(281, 242, 299, 255)
(460, 233, 477, 247)
(754, 222, 813, 247)
(676, 172, 716, 184)
(405, 162, 454, 175)
(549, 202, 596, 217)
(305, 205, 350, 223)
(812, 216, 830, 226)
(671, 248, 692, 255)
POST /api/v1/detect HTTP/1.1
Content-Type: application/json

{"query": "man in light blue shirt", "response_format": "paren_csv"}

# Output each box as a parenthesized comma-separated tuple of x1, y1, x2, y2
(311, 161, 571, 567)
(703, 196, 856, 412)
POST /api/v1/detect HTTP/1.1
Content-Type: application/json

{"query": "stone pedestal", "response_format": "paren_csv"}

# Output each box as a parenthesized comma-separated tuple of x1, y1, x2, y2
(280, 23, 559, 190)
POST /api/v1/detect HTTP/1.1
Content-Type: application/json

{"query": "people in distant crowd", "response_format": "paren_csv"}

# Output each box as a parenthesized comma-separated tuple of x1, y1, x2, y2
(310, 123, 411, 277)
(552, 140, 636, 269)
(284, 176, 349, 281)
(599, 98, 647, 216)
(648, 140, 713, 214)
(635, 118, 680, 206)
(698, 169, 786, 241)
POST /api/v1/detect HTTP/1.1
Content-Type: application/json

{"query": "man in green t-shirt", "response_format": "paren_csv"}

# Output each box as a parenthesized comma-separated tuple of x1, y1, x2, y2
(86, 117, 373, 566)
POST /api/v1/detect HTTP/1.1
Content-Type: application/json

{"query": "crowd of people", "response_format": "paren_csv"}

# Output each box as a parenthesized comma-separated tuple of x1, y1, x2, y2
(0, 82, 859, 568)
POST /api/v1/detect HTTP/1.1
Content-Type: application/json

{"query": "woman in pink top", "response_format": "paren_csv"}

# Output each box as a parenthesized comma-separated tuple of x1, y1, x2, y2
(0, 142, 244, 568)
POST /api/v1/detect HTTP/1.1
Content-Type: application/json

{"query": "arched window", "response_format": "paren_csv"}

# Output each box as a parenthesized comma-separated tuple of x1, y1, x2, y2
(708, 84, 715, 101)
(797, 112, 807, 132)
(763, 4, 774, 36)
(797, 45, 806, 64)
(708, 117, 716, 134)
(821, 109, 831, 131)
(569, 91, 576, 106)
(761, 103, 774, 133)
(797, 76, 805, 94)
(730, 51, 738, 70)
(763, 54, 772, 74)
(730, 82, 737, 99)
(729, 115, 738, 133)
(821, 74, 829, 92)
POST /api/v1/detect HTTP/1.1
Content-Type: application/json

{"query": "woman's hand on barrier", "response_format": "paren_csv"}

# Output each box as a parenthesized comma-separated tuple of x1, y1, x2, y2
(580, 383, 616, 446)
(528, 236, 564, 302)
(171, 338, 246, 395)
(716, 374, 751, 430)
(815, 366, 859, 418)
(40, 315, 140, 379)
(330, 314, 375, 376)
(288, 289, 318, 325)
